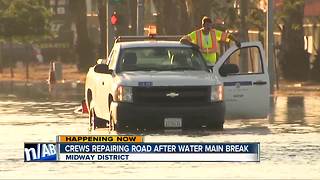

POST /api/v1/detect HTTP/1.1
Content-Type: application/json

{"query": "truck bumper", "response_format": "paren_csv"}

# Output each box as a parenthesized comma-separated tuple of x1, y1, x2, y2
(110, 102, 225, 129)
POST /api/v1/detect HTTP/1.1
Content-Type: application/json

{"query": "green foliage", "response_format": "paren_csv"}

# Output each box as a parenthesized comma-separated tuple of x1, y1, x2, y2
(148, 0, 264, 42)
(210, 0, 265, 31)
(247, 0, 266, 31)
(210, 0, 238, 30)
(0, 0, 52, 42)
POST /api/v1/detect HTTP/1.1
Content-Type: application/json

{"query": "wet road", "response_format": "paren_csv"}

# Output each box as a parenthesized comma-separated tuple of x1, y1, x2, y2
(0, 82, 319, 179)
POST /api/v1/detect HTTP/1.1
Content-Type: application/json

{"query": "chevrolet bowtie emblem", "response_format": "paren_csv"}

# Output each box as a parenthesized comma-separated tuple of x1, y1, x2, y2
(166, 92, 179, 98)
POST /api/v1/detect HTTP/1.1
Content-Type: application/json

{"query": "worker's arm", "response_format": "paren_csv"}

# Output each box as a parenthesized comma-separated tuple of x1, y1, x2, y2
(227, 33, 241, 48)
(180, 37, 192, 45)
(218, 29, 241, 48)
(180, 35, 200, 49)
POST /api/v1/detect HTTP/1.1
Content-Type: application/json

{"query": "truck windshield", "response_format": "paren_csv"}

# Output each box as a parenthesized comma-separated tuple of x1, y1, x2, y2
(117, 47, 208, 72)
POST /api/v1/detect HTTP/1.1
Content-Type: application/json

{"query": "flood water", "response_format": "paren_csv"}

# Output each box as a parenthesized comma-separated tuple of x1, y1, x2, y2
(0, 81, 319, 179)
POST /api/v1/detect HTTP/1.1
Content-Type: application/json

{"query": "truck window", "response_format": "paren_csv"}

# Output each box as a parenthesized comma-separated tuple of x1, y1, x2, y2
(108, 49, 118, 70)
(117, 47, 208, 72)
(223, 46, 263, 74)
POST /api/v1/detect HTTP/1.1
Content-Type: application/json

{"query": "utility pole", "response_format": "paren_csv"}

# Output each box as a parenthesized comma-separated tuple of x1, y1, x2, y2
(239, 0, 249, 73)
(137, 0, 144, 35)
(106, 0, 115, 57)
(267, 0, 275, 94)
(98, 0, 107, 58)
(0, 43, 3, 73)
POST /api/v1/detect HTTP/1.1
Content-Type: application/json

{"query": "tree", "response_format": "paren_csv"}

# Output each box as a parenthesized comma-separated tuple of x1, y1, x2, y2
(154, 0, 190, 35)
(277, 0, 309, 80)
(210, 0, 265, 39)
(210, 0, 238, 31)
(0, 0, 51, 78)
(0, 0, 51, 41)
(69, 0, 95, 72)
(247, 0, 266, 43)
(185, 0, 213, 29)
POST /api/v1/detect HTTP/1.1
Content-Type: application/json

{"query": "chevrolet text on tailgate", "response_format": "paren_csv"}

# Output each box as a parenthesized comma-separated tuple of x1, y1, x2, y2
(85, 36, 270, 131)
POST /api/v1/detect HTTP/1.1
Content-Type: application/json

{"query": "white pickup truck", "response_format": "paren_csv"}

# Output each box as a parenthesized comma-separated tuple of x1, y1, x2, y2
(85, 36, 270, 131)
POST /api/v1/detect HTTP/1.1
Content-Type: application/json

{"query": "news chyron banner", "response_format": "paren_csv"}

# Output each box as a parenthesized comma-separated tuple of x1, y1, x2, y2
(24, 135, 260, 162)
(24, 135, 142, 162)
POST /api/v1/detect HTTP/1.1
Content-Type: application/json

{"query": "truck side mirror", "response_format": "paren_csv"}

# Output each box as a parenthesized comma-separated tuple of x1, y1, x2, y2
(206, 63, 214, 72)
(94, 64, 113, 74)
(219, 64, 239, 77)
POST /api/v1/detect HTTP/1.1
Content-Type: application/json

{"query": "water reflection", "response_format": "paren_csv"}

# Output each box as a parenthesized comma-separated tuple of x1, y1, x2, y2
(0, 81, 84, 101)
(269, 95, 320, 134)
(0, 81, 319, 134)
(287, 96, 305, 124)
(0, 82, 320, 179)
(268, 96, 277, 124)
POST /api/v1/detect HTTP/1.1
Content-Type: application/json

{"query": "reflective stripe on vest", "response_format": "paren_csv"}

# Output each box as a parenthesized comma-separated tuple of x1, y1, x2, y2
(195, 30, 218, 54)
(195, 30, 202, 49)
(209, 30, 218, 52)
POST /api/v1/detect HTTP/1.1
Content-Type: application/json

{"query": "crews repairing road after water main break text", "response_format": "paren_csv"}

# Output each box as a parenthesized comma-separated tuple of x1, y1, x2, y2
(63, 144, 250, 153)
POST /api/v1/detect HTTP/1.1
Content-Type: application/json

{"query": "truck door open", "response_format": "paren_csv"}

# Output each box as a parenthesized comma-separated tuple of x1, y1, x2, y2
(214, 42, 270, 119)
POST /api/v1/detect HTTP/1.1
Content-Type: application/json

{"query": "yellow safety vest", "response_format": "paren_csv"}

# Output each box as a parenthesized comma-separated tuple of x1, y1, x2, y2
(186, 29, 229, 64)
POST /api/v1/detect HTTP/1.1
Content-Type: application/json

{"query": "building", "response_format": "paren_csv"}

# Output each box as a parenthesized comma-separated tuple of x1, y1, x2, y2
(43, 0, 74, 63)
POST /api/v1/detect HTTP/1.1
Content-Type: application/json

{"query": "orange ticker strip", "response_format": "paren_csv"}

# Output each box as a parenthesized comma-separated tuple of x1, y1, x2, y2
(57, 135, 143, 143)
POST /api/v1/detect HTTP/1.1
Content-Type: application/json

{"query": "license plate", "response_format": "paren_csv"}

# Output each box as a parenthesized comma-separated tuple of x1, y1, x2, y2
(164, 118, 182, 128)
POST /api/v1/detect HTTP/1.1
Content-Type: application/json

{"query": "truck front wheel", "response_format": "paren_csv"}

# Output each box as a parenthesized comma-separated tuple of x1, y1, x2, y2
(89, 108, 107, 130)
(206, 121, 224, 130)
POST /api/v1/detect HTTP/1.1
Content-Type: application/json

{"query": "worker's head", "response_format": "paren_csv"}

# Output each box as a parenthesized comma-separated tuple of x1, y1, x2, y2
(201, 16, 213, 31)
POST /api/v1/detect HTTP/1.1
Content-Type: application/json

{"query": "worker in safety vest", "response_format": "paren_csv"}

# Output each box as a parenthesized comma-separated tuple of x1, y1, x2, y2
(180, 16, 240, 64)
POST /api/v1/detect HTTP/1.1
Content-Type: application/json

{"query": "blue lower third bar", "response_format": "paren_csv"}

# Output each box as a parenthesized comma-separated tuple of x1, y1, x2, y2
(57, 143, 260, 162)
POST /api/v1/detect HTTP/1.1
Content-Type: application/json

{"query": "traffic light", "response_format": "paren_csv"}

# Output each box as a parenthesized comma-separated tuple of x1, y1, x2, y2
(111, 12, 118, 25)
